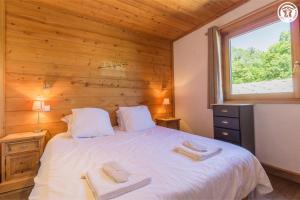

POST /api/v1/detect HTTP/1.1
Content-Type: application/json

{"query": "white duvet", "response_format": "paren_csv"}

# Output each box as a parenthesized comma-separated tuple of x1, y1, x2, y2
(30, 126, 272, 200)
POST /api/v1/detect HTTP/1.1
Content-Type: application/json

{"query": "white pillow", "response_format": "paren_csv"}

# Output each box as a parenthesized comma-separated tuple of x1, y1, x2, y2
(69, 108, 114, 138)
(61, 114, 72, 124)
(118, 106, 155, 131)
(117, 106, 146, 131)
(61, 114, 73, 135)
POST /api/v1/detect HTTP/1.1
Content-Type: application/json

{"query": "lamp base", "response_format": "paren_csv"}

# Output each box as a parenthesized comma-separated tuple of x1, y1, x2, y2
(34, 128, 43, 133)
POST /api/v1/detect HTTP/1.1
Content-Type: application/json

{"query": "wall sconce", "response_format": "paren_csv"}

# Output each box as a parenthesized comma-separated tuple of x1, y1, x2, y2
(43, 81, 51, 89)
(161, 78, 168, 90)
(42, 81, 51, 96)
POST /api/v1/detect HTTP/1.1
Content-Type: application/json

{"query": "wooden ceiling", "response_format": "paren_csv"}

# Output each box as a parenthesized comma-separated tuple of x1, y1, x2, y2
(34, 0, 249, 40)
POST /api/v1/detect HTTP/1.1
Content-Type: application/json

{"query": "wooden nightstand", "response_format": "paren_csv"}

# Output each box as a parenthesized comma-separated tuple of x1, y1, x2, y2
(156, 118, 181, 130)
(0, 130, 47, 194)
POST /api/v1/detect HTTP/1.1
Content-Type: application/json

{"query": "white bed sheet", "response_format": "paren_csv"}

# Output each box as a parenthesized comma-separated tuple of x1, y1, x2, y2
(30, 126, 272, 200)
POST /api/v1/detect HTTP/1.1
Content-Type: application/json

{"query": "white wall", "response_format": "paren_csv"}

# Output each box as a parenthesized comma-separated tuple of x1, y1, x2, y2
(174, 0, 300, 174)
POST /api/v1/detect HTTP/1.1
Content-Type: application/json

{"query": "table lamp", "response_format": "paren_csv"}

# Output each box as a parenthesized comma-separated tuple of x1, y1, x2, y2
(162, 98, 170, 115)
(32, 98, 44, 133)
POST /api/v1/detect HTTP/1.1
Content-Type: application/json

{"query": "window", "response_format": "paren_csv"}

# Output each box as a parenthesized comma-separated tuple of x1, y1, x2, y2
(231, 21, 292, 95)
(221, 1, 300, 102)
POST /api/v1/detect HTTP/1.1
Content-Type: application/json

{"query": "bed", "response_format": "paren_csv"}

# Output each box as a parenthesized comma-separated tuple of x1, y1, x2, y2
(29, 126, 272, 200)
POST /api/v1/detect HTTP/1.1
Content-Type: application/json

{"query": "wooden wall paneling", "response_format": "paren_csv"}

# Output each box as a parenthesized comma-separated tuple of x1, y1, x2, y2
(5, 0, 173, 136)
(1, 0, 250, 137)
(27, 0, 249, 40)
(112, 0, 194, 30)
(29, 0, 181, 39)
(0, 0, 4, 137)
(7, 0, 171, 50)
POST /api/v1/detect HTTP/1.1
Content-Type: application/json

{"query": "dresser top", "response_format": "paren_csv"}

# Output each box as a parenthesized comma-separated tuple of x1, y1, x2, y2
(212, 103, 254, 106)
(0, 130, 47, 143)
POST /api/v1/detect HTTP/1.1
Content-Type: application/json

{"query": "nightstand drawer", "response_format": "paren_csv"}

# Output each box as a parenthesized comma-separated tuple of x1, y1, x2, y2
(214, 117, 240, 130)
(5, 152, 39, 181)
(165, 121, 180, 130)
(214, 128, 240, 144)
(5, 140, 40, 154)
(213, 105, 239, 117)
(156, 118, 180, 130)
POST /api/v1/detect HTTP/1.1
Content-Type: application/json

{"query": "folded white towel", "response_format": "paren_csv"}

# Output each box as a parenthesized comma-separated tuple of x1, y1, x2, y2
(183, 140, 208, 152)
(174, 145, 222, 161)
(85, 168, 151, 200)
(103, 162, 130, 183)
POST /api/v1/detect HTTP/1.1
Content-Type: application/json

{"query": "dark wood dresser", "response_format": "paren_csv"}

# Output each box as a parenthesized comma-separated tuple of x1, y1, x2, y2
(212, 104, 255, 154)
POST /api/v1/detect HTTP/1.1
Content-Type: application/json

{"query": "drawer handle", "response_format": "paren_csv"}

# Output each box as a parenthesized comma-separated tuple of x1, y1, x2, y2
(221, 109, 228, 113)
(222, 132, 229, 136)
(221, 120, 229, 124)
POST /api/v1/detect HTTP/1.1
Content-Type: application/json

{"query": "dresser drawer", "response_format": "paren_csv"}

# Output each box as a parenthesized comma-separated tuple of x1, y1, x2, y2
(5, 140, 40, 154)
(214, 128, 240, 144)
(213, 105, 239, 117)
(5, 152, 39, 181)
(214, 117, 240, 130)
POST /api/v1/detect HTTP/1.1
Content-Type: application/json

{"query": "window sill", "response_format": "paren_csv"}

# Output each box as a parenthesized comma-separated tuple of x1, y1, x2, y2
(224, 99, 300, 104)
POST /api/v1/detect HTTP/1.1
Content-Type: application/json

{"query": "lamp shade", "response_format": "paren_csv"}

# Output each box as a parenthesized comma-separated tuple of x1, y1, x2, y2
(32, 100, 44, 111)
(162, 98, 170, 105)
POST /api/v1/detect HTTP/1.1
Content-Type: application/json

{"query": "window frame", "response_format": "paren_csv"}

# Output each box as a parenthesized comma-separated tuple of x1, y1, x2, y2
(220, 0, 300, 103)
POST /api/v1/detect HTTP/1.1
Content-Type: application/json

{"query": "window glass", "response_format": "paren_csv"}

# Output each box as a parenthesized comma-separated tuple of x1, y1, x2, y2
(230, 21, 292, 94)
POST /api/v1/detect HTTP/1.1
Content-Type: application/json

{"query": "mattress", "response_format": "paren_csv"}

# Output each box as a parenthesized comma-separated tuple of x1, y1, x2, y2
(29, 126, 272, 200)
